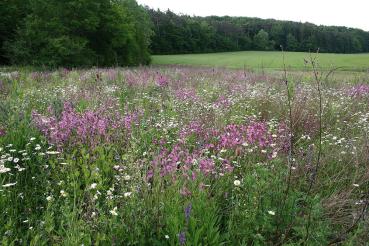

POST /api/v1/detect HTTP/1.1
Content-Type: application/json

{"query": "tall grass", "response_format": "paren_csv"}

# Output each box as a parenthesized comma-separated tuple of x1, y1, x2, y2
(0, 64, 368, 244)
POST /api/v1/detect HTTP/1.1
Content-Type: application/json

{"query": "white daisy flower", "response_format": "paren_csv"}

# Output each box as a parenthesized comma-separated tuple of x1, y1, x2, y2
(124, 192, 132, 198)
(110, 207, 118, 216)
(268, 210, 275, 215)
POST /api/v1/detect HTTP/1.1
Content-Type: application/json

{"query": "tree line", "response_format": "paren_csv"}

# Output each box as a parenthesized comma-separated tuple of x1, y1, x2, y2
(1, 1, 369, 67)
(0, 0, 152, 67)
(148, 9, 369, 54)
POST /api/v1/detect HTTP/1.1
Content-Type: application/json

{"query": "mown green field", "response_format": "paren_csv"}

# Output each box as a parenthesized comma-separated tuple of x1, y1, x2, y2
(152, 51, 369, 71)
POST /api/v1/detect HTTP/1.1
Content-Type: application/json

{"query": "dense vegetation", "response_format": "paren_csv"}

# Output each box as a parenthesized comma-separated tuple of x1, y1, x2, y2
(1, 1, 369, 244)
(2, 1, 369, 67)
(1, 66, 369, 244)
(148, 9, 369, 54)
(0, 0, 152, 67)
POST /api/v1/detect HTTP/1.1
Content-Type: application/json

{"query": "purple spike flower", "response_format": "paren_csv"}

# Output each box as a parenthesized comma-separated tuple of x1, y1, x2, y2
(178, 232, 186, 245)
(184, 203, 192, 224)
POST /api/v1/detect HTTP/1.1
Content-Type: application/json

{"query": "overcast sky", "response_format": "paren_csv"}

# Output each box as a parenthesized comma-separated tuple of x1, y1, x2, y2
(136, 0, 369, 31)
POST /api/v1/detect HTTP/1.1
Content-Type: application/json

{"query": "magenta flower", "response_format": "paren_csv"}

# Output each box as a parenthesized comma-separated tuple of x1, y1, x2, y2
(32, 102, 140, 149)
(214, 95, 231, 108)
(175, 88, 199, 102)
(0, 127, 5, 137)
(156, 75, 169, 87)
(180, 186, 192, 197)
(348, 84, 369, 97)
(199, 158, 215, 175)
(149, 120, 288, 180)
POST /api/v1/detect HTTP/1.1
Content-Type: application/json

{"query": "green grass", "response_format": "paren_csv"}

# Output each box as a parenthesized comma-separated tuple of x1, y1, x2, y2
(152, 51, 369, 71)
(1, 67, 368, 244)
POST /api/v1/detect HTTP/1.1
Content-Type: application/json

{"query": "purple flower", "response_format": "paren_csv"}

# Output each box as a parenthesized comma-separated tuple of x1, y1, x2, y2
(106, 69, 117, 81)
(348, 84, 369, 97)
(184, 203, 192, 224)
(180, 186, 192, 197)
(156, 75, 169, 87)
(214, 95, 231, 108)
(199, 159, 215, 175)
(178, 232, 186, 245)
(149, 120, 288, 180)
(175, 88, 199, 102)
(0, 127, 5, 137)
(32, 102, 141, 149)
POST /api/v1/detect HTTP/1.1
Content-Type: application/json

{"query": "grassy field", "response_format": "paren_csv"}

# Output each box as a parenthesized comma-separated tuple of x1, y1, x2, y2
(1, 66, 369, 244)
(152, 51, 369, 71)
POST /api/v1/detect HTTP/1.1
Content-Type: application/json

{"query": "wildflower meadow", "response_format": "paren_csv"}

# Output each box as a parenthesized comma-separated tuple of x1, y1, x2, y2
(0, 65, 368, 245)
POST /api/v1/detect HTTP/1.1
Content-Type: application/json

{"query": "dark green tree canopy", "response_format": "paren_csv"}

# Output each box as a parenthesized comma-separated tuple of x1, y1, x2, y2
(0, 0, 30, 64)
(147, 9, 369, 54)
(286, 33, 299, 51)
(1, 3, 369, 67)
(253, 29, 271, 50)
(1, 0, 152, 67)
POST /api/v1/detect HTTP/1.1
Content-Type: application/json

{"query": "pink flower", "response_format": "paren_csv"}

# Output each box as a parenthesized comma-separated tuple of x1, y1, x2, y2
(214, 95, 231, 108)
(180, 186, 192, 197)
(149, 120, 287, 180)
(348, 84, 369, 97)
(0, 127, 5, 137)
(32, 102, 140, 149)
(199, 158, 215, 175)
(156, 75, 169, 87)
(175, 88, 199, 102)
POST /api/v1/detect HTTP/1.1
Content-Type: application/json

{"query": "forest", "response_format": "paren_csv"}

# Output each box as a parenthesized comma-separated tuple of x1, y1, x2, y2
(1, 0, 369, 67)
(0, 0, 152, 67)
(148, 9, 369, 55)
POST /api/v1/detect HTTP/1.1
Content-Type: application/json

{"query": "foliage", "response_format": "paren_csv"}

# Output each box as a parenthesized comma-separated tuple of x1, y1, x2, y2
(0, 0, 30, 65)
(2, 2, 369, 67)
(286, 33, 299, 51)
(147, 9, 369, 54)
(1, 0, 152, 67)
(253, 29, 273, 51)
(1, 66, 368, 244)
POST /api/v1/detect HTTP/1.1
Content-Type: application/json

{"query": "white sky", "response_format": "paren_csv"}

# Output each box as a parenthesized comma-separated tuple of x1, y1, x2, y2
(137, 0, 369, 31)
